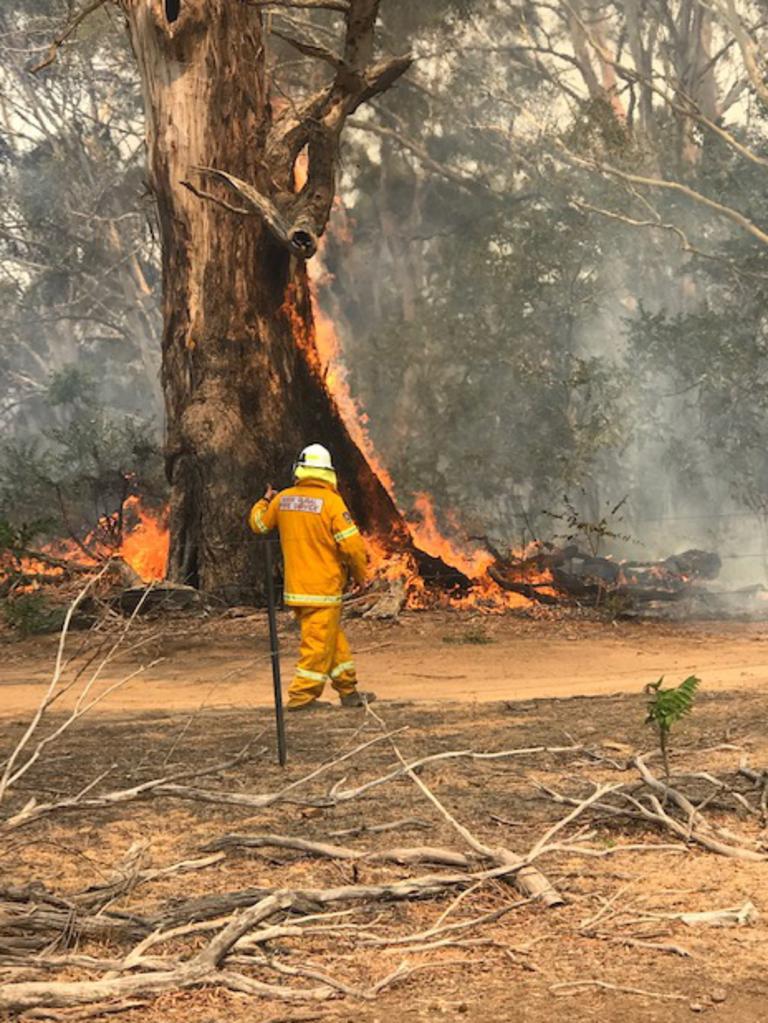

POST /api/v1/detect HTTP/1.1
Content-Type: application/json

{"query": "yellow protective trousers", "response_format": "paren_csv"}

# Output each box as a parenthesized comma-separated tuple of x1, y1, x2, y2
(289, 605, 357, 708)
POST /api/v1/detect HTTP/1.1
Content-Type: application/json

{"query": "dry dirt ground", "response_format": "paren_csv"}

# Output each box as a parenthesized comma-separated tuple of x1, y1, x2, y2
(2, 610, 768, 1022)
(4, 608, 768, 714)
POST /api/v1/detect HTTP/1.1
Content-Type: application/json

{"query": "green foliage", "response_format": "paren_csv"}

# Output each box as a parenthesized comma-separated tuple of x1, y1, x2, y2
(645, 675, 701, 734)
(0, 6, 160, 439)
(645, 675, 701, 781)
(339, 191, 626, 535)
(326, 3, 768, 557)
(2, 593, 65, 636)
(544, 493, 632, 557)
(566, 96, 632, 159)
(0, 369, 165, 550)
(0, 517, 54, 554)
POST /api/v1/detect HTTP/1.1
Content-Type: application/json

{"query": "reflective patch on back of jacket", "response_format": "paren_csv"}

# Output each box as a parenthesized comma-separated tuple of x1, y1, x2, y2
(280, 495, 323, 514)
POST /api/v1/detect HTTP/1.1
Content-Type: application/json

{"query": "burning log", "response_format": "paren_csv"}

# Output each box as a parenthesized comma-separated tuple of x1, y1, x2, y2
(556, 548, 722, 602)
(411, 547, 472, 592)
(489, 546, 723, 608)
(487, 567, 560, 606)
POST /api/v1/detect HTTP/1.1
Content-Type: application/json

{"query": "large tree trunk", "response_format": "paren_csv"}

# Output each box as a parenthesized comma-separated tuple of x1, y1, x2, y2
(121, 0, 407, 602)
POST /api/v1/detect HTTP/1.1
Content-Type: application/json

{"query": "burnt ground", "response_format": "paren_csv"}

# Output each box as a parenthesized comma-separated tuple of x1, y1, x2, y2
(3, 613, 768, 1023)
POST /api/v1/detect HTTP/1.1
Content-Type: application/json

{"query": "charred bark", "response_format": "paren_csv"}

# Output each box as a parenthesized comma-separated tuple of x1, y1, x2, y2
(119, 0, 411, 602)
(487, 567, 559, 606)
(490, 546, 722, 607)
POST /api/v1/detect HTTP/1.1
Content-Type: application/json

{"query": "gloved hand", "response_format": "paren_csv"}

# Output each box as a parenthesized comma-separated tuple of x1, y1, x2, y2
(263, 483, 277, 501)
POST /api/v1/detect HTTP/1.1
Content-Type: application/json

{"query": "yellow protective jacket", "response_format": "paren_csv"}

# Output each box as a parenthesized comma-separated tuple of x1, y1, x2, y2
(248, 477, 368, 607)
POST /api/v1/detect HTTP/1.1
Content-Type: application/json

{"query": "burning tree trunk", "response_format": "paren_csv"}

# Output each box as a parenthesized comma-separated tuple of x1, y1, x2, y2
(119, 0, 410, 601)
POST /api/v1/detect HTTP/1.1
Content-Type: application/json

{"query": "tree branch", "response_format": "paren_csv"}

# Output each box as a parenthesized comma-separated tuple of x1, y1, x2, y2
(563, 0, 768, 171)
(347, 118, 503, 197)
(180, 180, 252, 218)
(271, 29, 348, 71)
(559, 144, 768, 249)
(718, 0, 768, 110)
(189, 2, 410, 255)
(29, 0, 109, 74)
(570, 198, 768, 279)
(193, 167, 317, 257)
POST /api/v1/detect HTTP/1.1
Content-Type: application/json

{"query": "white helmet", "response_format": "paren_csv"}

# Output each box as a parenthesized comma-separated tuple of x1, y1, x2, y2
(294, 443, 334, 474)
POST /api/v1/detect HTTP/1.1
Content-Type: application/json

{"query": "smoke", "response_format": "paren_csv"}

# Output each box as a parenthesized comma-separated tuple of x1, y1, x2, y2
(320, 84, 768, 591)
(5, 2, 768, 596)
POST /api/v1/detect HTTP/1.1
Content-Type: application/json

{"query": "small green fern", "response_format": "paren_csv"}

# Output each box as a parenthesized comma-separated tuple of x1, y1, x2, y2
(644, 675, 701, 782)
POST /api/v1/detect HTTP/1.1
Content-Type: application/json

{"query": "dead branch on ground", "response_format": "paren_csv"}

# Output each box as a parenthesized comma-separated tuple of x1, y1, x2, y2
(538, 753, 767, 862)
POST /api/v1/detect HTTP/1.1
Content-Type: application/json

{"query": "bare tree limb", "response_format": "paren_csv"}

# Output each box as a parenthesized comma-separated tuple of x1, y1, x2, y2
(558, 144, 768, 249)
(29, 0, 109, 74)
(552, 978, 687, 1001)
(203, 831, 476, 868)
(192, 166, 309, 249)
(0, 565, 113, 805)
(180, 181, 252, 218)
(570, 198, 768, 279)
(717, 0, 768, 110)
(271, 29, 348, 71)
(191, 2, 411, 254)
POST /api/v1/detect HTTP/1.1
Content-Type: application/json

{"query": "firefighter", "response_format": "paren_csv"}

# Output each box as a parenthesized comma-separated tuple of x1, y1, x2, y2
(248, 443, 377, 711)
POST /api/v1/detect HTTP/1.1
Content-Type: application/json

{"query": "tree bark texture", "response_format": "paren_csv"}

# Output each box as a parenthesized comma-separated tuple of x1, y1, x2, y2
(120, 0, 408, 601)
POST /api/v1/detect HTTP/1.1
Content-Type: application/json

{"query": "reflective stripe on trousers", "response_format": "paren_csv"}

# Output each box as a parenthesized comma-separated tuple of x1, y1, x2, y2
(284, 592, 342, 606)
(289, 605, 357, 707)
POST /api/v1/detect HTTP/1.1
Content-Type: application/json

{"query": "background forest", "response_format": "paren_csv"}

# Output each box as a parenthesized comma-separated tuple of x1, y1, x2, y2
(2, 0, 768, 584)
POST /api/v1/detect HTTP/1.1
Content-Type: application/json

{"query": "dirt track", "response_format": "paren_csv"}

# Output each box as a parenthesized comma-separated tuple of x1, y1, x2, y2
(2, 610, 768, 717)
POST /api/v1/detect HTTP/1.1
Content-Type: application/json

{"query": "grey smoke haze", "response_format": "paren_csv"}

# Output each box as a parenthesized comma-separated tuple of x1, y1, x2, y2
(3, 0, 768, 596)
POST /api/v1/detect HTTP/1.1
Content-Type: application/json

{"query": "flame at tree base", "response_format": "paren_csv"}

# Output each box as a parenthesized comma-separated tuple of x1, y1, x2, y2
(119, 497, 169, 582)
(2, 492, 549, 612)
(5, 248, 542, 610)
(1, 497, 169, 592)
(278, 247, 545, 613)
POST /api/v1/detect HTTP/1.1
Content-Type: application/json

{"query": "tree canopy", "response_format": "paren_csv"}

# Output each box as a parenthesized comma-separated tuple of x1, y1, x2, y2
(2, 0, 768, 578)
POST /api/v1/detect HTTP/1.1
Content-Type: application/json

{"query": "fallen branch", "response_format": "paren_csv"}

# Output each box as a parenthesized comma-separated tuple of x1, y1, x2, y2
(539, 757, 768, 863)
(663, 902, 758, 928)
(327, 817, 428, 838)
(366, 706, 567, 906)
(2, 723, 408, 834)
(615, 937, 693, 957)
(204, 832, 475, 869)
(0, 873, 526, 1011)
(551, 978, 687, 1001)
(361, 899, 530, 947)
(0, 566, 113, 806)
(628, 757, 765, 861)
(2, 744, 260, 835)
(487, 566, 560, 605)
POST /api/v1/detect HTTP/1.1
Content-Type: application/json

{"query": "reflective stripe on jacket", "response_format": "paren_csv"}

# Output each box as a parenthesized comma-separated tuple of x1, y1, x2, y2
(248, 477, 368, 607)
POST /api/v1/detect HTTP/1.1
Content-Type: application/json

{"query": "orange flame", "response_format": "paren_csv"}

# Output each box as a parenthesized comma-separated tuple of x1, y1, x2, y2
(119, 496, 169, 582)
(294, 209, 540, 611)
(294, 148, 309, 192)
(408, 493, 494, 579)
(1, 498, 168, 592)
